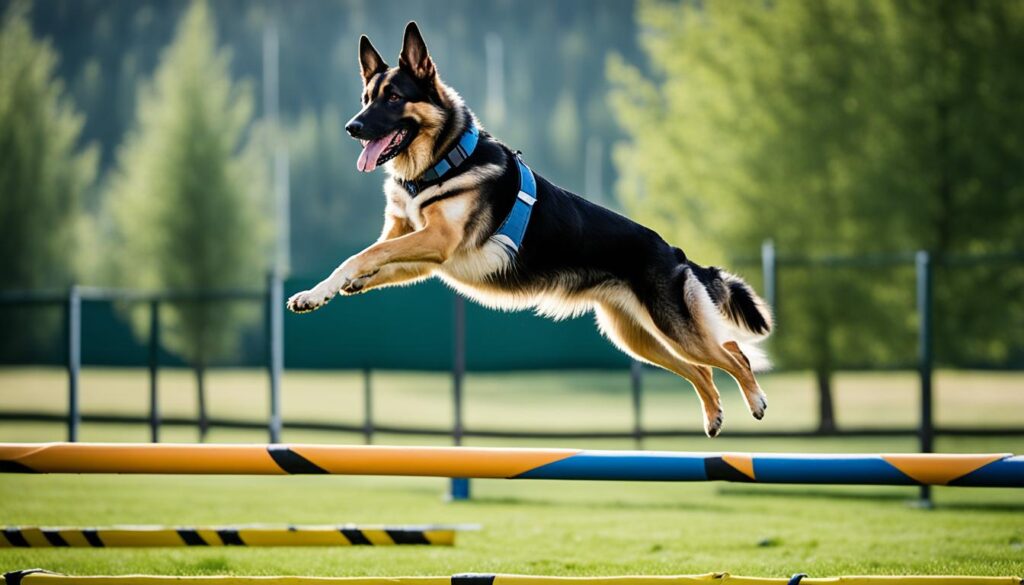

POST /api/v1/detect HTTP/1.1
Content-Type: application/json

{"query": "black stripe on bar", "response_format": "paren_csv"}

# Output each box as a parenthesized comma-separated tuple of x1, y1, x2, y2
(0, 461, 37, 473)
(41, 530, 69, 547)
(177, 529, 208, 546)
(386, 529, 430, 545)
(1, 529, 29, 547)
(267, 445, 328, 474)
(82, 529, 104, 547)
(452, 575, 497, 585)
(704, 457, 754, 482)
(217, 529, 244, 546)
(340, 528, 371, 545)
(4, 570, 53, 585)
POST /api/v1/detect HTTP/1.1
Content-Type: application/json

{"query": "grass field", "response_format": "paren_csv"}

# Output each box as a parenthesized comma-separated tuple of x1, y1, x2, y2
(1, 367, 1023, 578)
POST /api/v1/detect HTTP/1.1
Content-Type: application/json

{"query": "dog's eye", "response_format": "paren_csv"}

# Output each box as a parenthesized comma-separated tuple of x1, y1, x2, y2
(388, 93, 401, 103)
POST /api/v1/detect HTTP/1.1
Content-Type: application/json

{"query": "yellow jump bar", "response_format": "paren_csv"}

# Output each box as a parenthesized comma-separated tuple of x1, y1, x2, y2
(0, 525, 468, 547)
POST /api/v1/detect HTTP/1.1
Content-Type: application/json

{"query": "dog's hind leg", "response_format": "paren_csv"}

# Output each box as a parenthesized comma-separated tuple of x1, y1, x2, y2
(595, 302, 724, 437)
(722, 340, 768, 419)
(645, 277, 769, 421)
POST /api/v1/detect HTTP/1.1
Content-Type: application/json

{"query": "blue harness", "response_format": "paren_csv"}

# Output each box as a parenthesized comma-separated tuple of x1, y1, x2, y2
(403, 124, 536, 255)
(489, 157, 536, 255)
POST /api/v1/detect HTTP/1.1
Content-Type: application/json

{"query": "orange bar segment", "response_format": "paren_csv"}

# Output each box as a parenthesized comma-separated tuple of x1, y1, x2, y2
(882, 453, 1008, 485)
(290, 445, 579, 478)
(0, 443, 284, 475)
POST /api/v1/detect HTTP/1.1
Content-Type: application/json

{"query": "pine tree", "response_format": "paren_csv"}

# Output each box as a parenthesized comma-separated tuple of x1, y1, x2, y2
(0, 2, 96, 359)
(105, 0, 270, 438)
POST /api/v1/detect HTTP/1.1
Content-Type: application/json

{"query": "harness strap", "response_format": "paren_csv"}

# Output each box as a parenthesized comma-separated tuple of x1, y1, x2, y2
(403, 125, 479, 196)
(422, 124, 479, 182)
(489, 156, 537, 256)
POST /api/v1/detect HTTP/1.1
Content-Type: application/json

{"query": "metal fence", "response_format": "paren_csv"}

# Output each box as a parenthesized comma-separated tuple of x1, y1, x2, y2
(1, 247, 1022, 502)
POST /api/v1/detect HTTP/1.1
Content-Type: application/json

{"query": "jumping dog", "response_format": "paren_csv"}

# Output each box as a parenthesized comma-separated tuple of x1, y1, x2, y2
(286, 22, 774, 437)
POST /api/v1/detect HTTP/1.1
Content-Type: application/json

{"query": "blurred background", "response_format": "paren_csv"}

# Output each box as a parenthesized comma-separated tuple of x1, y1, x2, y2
(0, 0, 1022, 450)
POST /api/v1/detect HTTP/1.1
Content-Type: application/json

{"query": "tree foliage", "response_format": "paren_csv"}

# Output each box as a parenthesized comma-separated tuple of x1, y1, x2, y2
(611, 0, 1024, 369)
(104, 0, 270, 367)
(27, 0, 642, 272)
(0, 1, 96, 357)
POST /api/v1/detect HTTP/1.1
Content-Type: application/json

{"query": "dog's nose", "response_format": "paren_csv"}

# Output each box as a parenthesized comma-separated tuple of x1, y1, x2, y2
(345, 119, 364, 137)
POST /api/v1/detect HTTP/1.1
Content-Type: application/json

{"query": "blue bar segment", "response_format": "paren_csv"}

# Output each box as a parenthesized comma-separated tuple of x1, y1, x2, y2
(952, 456, 1024, 488)
(752, 454, 915, 485)
(515, 451, 708, 481)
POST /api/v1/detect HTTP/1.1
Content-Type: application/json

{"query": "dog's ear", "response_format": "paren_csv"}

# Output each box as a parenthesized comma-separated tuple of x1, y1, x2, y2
(359, 35, 388, 85)
(399, 21, 435, 80)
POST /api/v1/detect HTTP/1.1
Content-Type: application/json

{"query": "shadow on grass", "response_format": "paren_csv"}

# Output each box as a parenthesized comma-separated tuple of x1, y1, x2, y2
(717, 486, 912, 502)
(717, 486, 1024, 511)
(459, 495, 732, 513)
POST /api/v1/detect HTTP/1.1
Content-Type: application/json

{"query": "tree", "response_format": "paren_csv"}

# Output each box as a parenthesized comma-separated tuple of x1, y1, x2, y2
(286, 106, 377, 275)
(105, 0, 270, 438)
(611, 0, 1024, 427)
(0, 2, 96, 360)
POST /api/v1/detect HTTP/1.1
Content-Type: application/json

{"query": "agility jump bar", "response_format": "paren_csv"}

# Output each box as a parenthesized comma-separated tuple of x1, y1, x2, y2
(3, 570, 1021, 585)
(0, 443, 1021, 487)
(0, 524, 464, 548)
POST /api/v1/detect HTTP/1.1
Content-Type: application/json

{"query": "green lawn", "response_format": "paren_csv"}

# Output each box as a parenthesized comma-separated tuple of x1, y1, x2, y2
(0, 367, 1023, 578)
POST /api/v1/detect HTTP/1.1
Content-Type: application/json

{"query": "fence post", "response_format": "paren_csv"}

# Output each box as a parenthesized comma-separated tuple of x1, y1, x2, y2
(362, 368, 374, 445)
(267, 271, 284, 443)
(449, 294, 470, 501)
(148, 300, 160, 443)
(630, 360, 644, 449)
(761, 239, 777, 313)
(916, 250, 934, 508)
(66, 285, 81, 443)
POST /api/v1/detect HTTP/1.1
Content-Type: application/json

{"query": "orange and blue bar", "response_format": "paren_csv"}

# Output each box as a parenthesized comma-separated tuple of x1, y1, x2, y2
(0, 443, 1020, 487)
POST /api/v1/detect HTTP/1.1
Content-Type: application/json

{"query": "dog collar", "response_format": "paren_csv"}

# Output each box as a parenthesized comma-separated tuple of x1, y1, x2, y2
(489, 155, 537, 256)
(402, 124, 479, 195)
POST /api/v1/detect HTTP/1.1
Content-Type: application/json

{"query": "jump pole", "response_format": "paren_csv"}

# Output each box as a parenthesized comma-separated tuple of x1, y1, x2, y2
(0, 524, 468, 548)
(4, 570, 1022, 585)
(1, 443, 1021, 487)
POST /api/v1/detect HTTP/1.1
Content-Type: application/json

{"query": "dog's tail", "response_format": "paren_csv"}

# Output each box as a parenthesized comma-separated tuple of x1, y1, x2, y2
(684, 258, 773, 370)
(720, 271, 773, 339)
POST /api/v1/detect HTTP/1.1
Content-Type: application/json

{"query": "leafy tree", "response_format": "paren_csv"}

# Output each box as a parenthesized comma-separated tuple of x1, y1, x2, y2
(28, 0, 643, 268)
(104, 0, 270, 437)
(285, 106, 378, 275)
(611, 0, 1024, 427)
(0, 2, 96, 360)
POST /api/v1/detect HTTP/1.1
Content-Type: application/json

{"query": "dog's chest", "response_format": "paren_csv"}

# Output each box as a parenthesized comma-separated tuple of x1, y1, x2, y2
(382, 174, 513, 284)
(384, 184, 427, 229)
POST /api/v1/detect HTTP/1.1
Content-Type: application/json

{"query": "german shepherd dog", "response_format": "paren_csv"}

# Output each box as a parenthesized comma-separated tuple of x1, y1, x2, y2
(287, 22, 773, 437)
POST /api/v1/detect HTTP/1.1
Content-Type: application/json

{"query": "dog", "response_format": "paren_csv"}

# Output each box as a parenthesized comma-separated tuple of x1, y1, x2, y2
(286, 22, 774, 437)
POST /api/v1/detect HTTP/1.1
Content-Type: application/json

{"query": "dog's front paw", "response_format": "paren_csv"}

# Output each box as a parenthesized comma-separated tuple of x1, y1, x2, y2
(704, 409, 724, 438)
(749, 391, 768, 421)
(286, 288, 333, 313)
(339, 269, 379, 295)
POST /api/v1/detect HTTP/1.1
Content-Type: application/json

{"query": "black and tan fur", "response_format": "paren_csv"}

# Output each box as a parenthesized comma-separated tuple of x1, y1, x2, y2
(287, 22, 774, 437)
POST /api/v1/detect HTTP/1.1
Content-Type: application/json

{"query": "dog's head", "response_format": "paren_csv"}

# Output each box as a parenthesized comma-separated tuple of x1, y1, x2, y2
(346, 22, 450, 176)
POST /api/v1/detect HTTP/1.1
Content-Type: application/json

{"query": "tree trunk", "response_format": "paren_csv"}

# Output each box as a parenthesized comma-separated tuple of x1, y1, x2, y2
(816, 366, 836, 433)
(815, 310, 836, 433)
(195, 364, 208, 442)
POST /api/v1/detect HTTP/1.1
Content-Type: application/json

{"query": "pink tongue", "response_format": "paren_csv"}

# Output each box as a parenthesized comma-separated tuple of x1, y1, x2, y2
(357, 132, 396, 173)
